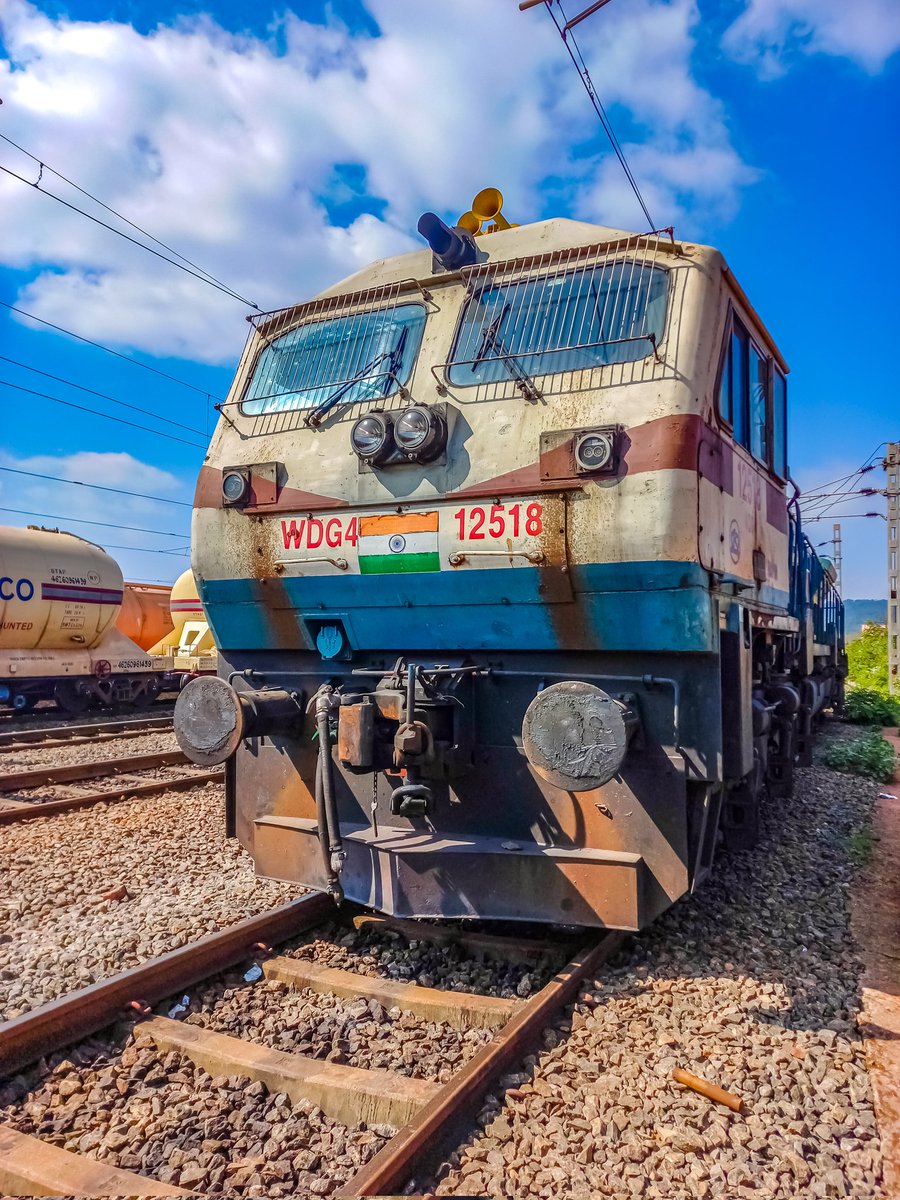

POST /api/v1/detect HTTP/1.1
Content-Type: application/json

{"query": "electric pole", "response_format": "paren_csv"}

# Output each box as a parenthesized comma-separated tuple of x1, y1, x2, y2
(885, 444, 900, 693)
(832, 522, 842, 594)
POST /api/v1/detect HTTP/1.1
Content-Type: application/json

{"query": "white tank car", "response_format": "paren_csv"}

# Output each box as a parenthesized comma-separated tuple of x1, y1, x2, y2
(148, 567, 217, 680)
(0, 525, 173, 713)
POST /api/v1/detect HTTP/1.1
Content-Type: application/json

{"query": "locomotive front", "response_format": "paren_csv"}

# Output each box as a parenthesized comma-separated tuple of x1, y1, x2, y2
(176, 199, 734, 929)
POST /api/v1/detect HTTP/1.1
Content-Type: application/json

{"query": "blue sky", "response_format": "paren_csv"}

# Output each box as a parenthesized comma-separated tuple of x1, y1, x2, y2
(0, 0, 898, 594)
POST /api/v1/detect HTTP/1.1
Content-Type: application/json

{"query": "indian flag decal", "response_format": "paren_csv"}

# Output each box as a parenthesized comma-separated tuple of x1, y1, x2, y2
(358, 512, 440, 575)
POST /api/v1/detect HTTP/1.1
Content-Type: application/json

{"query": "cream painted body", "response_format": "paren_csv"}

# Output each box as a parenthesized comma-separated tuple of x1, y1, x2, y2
(195, 217, 789, 619)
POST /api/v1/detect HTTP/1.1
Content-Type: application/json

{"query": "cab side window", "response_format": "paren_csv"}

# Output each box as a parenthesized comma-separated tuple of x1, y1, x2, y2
(716, 311, 787, 479)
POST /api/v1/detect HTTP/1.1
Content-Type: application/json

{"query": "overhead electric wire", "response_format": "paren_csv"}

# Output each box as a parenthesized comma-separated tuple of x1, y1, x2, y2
(0, 356, 207, 437)
(0, 507, 186, 538)
(0, 131, 250, 301)
(0, 299, 222, 400)
(0, 159, 259, 310)
(0, 465, 193, 508)
(543, 0, 656, 229)
(0, 378, 206, 449)
(101, 542, 191, 556)
(803, 512, 884, 523)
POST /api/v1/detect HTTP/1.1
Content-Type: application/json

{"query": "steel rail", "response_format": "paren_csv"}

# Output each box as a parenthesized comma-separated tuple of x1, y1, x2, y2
(0, 749, 187, 792)
(338, 930, 625, 1196)
(0, 768, 222, 825)
(0, 715, 172, 752)
(0, 893, 333, 1079)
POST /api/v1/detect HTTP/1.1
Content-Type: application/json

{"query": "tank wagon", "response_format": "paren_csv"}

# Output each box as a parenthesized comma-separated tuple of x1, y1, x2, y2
(116, 582, 174, 652)
(175, 190, 845, 929)
(147, 568, 217, 680)
(0, 525, 174, 713)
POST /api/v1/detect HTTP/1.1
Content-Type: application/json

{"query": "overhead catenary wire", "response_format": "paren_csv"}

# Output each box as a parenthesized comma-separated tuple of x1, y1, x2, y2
(0, 378, 206, 449)
(0, 465, 193, 508)
(0, 356, 207, 437)
(0, 299, 223, 401)
(100, 542, 191, 556)
(536, 0, 656, 230)
(0, 131, 249, 300)
(0, 507, 186, 538)
(0, 159, 259, 310)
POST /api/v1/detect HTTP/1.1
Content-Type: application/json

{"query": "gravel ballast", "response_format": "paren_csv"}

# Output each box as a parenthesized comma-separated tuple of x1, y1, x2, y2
(0, 783, 302, 1019)
(0, 728, 179, 773)
(428, 746, 885, 1198)
(176, 974, 493, 1083)
(285, 926, 549, 1000)
(2, 1034, 392, 1196)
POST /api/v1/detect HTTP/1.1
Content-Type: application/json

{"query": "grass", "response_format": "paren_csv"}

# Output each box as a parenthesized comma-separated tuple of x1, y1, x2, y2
(848, 825, 875, 868)
(823, 730, 897, 782)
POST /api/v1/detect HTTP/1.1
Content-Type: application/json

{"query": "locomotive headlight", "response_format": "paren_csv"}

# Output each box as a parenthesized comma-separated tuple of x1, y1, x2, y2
(574, 430, 615, 474)
(222, 469, 250, 506)
(394, 405, 445, 462)
(351, 413, 392, 464)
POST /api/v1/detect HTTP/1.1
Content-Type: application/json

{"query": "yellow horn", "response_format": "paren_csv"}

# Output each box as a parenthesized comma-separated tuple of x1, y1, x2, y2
(471, 186, 511, 230)
(457, 210, 482, 235)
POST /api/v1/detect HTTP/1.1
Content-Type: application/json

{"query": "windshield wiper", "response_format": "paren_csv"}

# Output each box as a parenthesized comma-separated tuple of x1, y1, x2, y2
(305, 326, 409, 428)
(473, 306, 541, 403)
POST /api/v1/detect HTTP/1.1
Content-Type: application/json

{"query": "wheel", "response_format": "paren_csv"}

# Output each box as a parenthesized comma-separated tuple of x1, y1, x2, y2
(129, 678, 161, 709)
(53, 680, 91, 714)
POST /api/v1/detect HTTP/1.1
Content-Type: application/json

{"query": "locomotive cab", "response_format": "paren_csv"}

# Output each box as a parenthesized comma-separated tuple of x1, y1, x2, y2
(176, 192, 844, 929)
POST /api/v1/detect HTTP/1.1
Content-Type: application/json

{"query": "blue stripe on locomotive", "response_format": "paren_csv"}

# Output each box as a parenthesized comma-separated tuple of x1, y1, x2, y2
(200, 561, 790, 655)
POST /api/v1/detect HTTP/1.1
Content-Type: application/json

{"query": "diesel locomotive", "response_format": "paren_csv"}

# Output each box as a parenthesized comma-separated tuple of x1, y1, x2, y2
(174, 189, 844, 930)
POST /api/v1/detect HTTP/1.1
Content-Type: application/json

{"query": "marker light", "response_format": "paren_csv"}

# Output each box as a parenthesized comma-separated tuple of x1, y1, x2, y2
(574, 431, 615, 473)
(351, 413, 392, 464)
(222, 470, 250, 505)
(394, 405, 445, 462)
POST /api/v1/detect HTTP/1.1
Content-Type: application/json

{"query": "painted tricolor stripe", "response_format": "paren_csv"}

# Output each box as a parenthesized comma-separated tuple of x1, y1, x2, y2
(41, 583, 123, 605)
(358, 511, 439, 575)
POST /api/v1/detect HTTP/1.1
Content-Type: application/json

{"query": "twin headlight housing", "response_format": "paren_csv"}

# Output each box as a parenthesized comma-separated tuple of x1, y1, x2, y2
(351, 405, 446, 467)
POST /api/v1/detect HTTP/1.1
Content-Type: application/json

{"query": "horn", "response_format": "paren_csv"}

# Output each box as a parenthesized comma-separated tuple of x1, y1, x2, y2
(471, 186, 511, 230)
(457, 210, 482, 235)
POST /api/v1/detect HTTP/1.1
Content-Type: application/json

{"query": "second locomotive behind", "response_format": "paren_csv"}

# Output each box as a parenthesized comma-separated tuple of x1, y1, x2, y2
(175, 189, 844, 929)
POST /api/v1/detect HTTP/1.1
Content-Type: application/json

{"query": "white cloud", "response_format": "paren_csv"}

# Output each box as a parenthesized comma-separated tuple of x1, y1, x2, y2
(0, 450, 192, 584)
(0, 0, 753, 362)
(724, 0, 900, 76)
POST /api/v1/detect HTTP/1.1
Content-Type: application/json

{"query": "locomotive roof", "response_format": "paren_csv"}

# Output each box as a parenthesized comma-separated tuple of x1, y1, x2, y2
(265, 216, 786, 373)
(313, 217, 708, 299)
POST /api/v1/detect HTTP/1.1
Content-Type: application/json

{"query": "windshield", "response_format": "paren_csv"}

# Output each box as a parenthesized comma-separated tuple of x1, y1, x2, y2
(242, 303, 426, 415)
(448, 261, 667, 386)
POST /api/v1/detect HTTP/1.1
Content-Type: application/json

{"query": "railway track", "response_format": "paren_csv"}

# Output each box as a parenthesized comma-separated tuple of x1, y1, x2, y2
(0, 748, 220, 823)
(0, 714, 172, 753)
(0, 894, 622, 1196)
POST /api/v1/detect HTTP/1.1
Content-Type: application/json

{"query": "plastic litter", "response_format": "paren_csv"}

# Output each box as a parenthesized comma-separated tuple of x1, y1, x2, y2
(167, 994, 190, 1018)
(243, 963, 263, 982)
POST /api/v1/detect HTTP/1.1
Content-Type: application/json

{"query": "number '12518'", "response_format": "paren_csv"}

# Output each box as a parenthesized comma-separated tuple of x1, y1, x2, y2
(453, 502, 543, 541)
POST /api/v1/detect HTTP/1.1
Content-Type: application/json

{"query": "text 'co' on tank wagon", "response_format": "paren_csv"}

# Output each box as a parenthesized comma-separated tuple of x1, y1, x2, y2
(174, 189, 845, 930)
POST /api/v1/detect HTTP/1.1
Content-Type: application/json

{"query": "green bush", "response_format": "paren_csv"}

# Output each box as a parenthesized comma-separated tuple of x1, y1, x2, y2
(847, 623, 890, 695)
(823, 732, 897, 781)
(844, 688, 900, 726)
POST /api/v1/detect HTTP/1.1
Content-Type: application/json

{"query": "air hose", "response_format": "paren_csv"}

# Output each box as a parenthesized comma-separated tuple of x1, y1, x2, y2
(313, 685, 344, 904)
